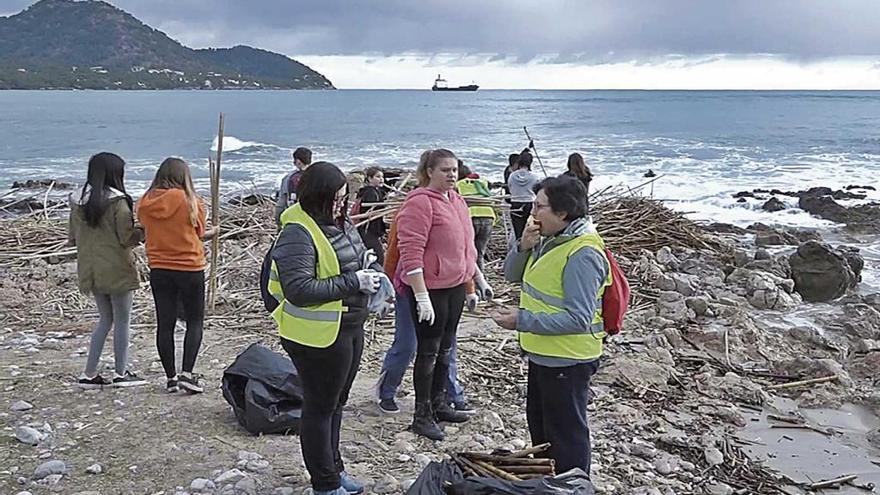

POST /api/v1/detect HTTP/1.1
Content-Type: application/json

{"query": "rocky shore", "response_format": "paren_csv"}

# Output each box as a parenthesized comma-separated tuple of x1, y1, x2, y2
(0, 183, 878, 494)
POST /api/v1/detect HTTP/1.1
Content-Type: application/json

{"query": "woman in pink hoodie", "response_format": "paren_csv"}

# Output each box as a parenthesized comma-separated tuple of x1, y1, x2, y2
(396, 149, 493, 440)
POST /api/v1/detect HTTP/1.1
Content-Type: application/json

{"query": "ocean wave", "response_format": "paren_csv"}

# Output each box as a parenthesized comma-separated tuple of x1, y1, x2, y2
(212, 136, 283, 153)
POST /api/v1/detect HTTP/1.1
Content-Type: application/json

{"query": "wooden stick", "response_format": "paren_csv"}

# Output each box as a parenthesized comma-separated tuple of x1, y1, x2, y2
(472, 459, 522, 481)
(767, 375, 837, 390)
(509, 443, 551, 458)
(208, 113, 224, 311)
(462, 453, 554, 465)
(809, 474, 858, 489)
(494, 465, 554, 475)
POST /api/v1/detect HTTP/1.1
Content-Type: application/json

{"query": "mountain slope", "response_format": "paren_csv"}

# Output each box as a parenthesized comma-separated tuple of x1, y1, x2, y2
(0, 0, 334, 90)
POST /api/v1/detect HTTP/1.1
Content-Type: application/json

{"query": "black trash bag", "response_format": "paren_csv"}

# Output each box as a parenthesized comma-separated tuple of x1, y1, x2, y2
(447, 468, 595, 495)
(221, 343, 303, 435)
(406, 460, 465, 495)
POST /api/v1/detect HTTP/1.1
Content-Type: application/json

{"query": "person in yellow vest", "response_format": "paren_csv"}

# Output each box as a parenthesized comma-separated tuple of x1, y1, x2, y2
(455, 161, 495, 271)
(493, 175, 610, 477)
(269, 162, 386, 495)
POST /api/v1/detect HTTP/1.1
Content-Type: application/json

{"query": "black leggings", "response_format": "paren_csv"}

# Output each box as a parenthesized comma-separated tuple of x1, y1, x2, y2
(150, 268, 205, 379)
(281, 318, 365, 492)
(359, 229, 385, 266)
(510, 202, 533, 241)
(408, 285, 466, 407)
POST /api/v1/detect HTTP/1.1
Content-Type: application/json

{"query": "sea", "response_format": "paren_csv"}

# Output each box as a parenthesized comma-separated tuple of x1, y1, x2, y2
(1, 89, 878, 288)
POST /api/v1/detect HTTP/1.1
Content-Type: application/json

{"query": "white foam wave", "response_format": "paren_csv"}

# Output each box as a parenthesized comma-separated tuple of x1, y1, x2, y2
(212, 136, 282, 153)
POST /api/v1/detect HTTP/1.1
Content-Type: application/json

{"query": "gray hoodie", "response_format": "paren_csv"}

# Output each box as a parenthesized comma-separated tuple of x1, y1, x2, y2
(503, 217, 608, 367)
(507, 169, 540, 203)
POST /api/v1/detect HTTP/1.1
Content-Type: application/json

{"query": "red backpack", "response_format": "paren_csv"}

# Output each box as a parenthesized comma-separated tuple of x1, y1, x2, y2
(602, 248, 630, 335)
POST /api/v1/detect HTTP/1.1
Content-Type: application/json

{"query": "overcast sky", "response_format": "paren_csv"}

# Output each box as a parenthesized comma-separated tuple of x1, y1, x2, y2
(4, 0, 880, 89)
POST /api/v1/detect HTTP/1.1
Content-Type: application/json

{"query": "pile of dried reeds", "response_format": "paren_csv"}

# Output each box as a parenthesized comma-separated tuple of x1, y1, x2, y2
(453, 444, 555, 481)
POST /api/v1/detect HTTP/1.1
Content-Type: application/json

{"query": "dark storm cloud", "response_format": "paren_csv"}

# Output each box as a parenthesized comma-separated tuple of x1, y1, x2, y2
(4, 0, 880, 59)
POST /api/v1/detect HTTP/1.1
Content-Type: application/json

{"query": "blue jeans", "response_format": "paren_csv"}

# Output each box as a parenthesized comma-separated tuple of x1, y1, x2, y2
(377, 291, 464, 403)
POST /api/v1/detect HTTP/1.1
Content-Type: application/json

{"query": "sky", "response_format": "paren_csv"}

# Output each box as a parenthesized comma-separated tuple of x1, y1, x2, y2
(4, 0, 880, 89)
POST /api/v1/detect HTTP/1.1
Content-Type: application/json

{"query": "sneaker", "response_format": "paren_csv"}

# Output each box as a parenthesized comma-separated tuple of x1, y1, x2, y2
(452, 399, 477, 415)
(378, 398, 400, 414)
(339, 471, 365, 494)
(78, 375, 109, 390)
(178, 372, 204, 394)
(166, 377, 179, 393)
(112, 371, 147, 388)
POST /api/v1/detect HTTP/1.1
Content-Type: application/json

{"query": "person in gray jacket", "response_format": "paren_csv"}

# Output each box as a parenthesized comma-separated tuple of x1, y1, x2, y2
(507, 149, 541, 240)
(494, 175, 610, 477)
(274, 147, 312, 226)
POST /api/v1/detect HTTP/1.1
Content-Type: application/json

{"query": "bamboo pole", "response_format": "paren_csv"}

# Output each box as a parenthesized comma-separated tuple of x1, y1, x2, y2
(208, 113, 224, 311)
(766, 375, 837, 390)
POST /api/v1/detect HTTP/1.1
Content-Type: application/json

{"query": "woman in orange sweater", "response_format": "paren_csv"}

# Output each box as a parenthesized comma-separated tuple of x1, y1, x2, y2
(138, 158, 217, 394)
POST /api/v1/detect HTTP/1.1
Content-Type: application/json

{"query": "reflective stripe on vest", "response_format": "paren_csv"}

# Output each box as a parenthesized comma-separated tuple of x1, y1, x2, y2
(269, 203, 344, 348)
(518, 232, 612, 360)
(456, 179, 496, 220)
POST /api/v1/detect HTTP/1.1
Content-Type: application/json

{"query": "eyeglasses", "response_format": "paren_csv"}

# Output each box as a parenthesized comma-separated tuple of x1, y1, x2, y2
(532, 202, 550, 211)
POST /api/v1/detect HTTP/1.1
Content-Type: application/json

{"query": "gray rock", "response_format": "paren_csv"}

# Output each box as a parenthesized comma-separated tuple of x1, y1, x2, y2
(762, 197, 786, 212)
(656, 247, 680, 268)
(789, 241, 858, 302)
(33, 460, 66, 479)
(238, 450, 262, 462)
(485, 411, 505, 431)
(15, 426, 44, 445)
(85, 463, 102, 475)
(191, 478, 215, 492)
(652, 457, 673, 476)
(853, 339, 880, 353)
(630, 443, 659, 460)
(234, 476, 259, 495)
(273, 488, 295, 495)
(41, 473, 63, 485)
(372, 474, 399, 494)
(245, 459, 271, 473)
(704, 447, 724, 466)
(15, 492, 34, 495)
(656, 291, 689, 322)
(685, 297, 709, 316)
(707, 482, 734, 495)
(734, 249, 751, 267)
(215, 468, 247, 484)
(393, 439, 415, 453)
(10, 400, 33, 412)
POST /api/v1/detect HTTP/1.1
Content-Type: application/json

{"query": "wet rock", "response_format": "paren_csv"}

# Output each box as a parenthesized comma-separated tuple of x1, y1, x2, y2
(33, 460, 66, 479)
(790, 241, 858, 302)
(727, 268, 800, 311)
(191, 478, 215, 492)
(754, 248, 771, 261)
(703, 372, 768, 405)
(780, 358, 853, 388)
(85, 463, 102, 475)
(372, 474, 399, 494)
(853, 339, 880, 353)
(10, 400, 33, 411)
(799, 192, 880, 232)
(867, 428, 880, 449)
(762, 197, 786, 212)
(15, 426, 44, 445)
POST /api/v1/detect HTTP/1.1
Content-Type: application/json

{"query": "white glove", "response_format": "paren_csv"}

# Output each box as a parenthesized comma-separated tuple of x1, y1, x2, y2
(376, 300, 395, 319)
(361, 249, 377, 269)
(474, 272, 494, 302)
(465, 292, 479, 312)
(414, 291, 435, 326)
(356, 269, 381, 294)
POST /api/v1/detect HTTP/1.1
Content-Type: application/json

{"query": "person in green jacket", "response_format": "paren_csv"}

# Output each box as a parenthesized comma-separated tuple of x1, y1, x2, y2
(69, 152, 146, 389)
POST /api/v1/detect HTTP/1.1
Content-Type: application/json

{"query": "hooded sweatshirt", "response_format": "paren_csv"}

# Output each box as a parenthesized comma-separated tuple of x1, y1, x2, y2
(396, 187, 476, 290)
(508, 169, 540, 203)
(137, 188, 206, 271)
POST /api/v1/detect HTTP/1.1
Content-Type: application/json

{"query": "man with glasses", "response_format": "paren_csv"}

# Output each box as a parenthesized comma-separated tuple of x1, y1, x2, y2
(275, 147, 313, 226)
(494, 175, 610, 478)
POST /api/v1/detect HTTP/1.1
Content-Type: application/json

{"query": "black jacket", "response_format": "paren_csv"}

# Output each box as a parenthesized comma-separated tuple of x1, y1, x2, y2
(356, 185, 387, 236)
(272, 217, 382, 324)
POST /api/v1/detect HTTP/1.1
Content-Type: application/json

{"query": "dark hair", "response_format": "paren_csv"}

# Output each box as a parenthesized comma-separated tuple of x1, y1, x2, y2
(533, 176, 588, 221)
(297, 161, 348, 223)
(517, 149, 533, 170)
(567, 153, 593, 180)
(416, 148, 457, 186)
(364, 166, 383, 180)
(508, 153, 519, 167)
(457, 162, 471, 180)
(293, 147, 312, 165)
(81, 152, 129, 227)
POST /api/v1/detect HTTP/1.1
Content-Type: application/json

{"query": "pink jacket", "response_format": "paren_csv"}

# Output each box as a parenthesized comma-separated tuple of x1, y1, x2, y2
(397, 187, 477, 290)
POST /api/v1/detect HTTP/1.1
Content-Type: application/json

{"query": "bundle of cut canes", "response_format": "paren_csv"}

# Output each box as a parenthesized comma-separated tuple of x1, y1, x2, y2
(452, 443, 555, 481)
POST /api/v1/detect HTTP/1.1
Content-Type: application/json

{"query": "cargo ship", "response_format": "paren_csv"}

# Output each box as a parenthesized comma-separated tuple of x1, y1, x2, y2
(431, 74, 478, 92)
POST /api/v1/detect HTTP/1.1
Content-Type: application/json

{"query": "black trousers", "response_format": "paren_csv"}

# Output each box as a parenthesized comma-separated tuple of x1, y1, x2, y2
(408, 285, 466, 407)
(510, 202, 533, 241)
(526, 359, 599, 475)
(281, 316, 365, 492)
(358, 228, 385, 266)
(150, 268, 205, 379)
(472, 217, 493, 272)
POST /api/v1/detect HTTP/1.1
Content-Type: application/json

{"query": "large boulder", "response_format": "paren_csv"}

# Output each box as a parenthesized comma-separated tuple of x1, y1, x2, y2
(789, 242, 859, 302)
(726, 267, 801, 311)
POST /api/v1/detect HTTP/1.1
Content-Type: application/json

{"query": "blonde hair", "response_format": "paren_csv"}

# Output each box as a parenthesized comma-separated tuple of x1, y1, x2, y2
(416, 148, 457, 187)
(148, 157, 201, 227)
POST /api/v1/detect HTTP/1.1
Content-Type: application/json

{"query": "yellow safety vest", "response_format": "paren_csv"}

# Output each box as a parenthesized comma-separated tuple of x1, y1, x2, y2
(456, 179, 496, 221)
(518, 232, 612, 360)
(268, 203, 345, 348)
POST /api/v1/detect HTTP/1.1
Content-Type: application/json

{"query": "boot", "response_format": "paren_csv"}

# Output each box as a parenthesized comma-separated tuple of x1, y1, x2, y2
(433, 396, 470, 423)
(411, 402, 445, 441)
